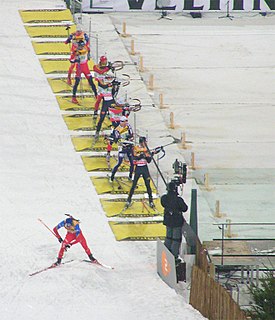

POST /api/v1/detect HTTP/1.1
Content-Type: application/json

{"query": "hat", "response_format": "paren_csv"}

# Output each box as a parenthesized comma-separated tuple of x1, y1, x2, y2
(167, 182, 177, 193)
(120, 116, 128, 122)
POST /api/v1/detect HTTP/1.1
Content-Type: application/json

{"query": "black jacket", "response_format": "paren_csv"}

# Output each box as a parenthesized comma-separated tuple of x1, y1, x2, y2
(161, 191, 188, 227)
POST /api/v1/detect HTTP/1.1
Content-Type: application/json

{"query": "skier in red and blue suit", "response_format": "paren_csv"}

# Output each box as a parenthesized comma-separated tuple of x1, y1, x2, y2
(53, 215, 96, 266)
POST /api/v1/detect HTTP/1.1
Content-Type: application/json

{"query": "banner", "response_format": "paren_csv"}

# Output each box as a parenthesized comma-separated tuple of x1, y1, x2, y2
(82, 0, 275, 12)
(157, 239, 177, 289)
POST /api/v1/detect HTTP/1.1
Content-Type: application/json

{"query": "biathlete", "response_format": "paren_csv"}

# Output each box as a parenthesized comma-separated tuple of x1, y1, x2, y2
(53, 215, 97, 266)
(108, 116, 134, 181)
(70, 41, 97, 104)
(65, 30, 90, 85)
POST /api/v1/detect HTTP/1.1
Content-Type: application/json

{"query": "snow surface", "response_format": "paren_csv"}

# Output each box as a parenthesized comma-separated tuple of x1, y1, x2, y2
(1, 0, 274, 319)
(0, 1, 205, 320)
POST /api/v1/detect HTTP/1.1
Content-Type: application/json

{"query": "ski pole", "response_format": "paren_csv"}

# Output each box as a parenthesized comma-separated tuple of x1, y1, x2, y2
(38, 218, 59, 240)
(144, 140, 167, 187)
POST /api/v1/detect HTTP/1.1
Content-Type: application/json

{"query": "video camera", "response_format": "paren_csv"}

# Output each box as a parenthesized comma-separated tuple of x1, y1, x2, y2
(170, 159, 187, 186)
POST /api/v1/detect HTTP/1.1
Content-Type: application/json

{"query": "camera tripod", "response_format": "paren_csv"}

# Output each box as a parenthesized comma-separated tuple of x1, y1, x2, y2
(219, 1, 234, 20)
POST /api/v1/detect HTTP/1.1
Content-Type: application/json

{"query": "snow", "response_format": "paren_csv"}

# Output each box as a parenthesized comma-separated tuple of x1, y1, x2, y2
(0, 0, 274, 319)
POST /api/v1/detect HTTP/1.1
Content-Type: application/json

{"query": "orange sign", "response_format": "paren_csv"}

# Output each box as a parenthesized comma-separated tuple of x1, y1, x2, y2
(161, 251, 171, 276)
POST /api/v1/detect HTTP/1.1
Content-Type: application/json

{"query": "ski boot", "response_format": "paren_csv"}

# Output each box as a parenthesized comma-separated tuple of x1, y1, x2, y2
(106, 151, 111, 169)
(149, 200, 155, 209)
(125, 199, 132, 209)
(93, 109, 98, 119)
(53, 257, 62, 267)
(94, 131, 100, 142)
(89, 254, 97, 262)
(72, 96, 79, 104)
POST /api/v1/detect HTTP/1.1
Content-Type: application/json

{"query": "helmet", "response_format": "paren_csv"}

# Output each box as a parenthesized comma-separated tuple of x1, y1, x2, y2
(77, 40, 85, 49)
(167, 182, 177, 193)
(120, 116, 128, 122)
(65, 218, 73, 227)
(139, 136, 147, 144)
(75, 30, 84, 41)
(99, 55, 108, 66)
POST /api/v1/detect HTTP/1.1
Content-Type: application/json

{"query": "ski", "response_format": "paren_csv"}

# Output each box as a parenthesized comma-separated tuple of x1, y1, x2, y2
(29, 259, 74, 277)
(83, 259, 114, 270)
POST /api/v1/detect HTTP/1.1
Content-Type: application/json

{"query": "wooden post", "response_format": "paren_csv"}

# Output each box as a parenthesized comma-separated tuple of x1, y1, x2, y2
(122, 22, 126, 35)
(139, 55, 144, 72)
(148, 74, 154, 90)
(190, 152, 196, 170)
(225, 219, 232, 238)
(121, 22, 130, 37)
(204, 173, 214, 191)
(209, 263, 215, 279)
(214, 200, 226, 218)
(215, 200, 222, 218)
(130, 39, 135, 55)
(169, 112, 175, 129)
(181, 131, 187, 149)
(159, 93, 164, 108)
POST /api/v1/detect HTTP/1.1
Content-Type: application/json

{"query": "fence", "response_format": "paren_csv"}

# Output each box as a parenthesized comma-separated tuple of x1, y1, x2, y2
(190, 265, 248, 320)
(189, 240, 248, 320)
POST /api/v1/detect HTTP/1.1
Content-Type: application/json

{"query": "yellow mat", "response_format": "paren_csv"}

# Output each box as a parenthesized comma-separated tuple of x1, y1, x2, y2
(109, 221, 166, 241)
(81, 156, 130, 172)
(56, 95, 96, 111)
(48, 78, 93, 94)
(63, 114, 111, 131)
(101, 198, 163, 218)
(40, 58, 94, 74)
(71, 135, 117, 152)
(91, 176, 157, 195)
(20, 9, 73, 23)
(25, 24, 76, 38)
(32, 41, 70, 55)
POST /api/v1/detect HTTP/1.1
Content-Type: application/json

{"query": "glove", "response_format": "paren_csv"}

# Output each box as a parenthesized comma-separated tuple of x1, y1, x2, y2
(87, 51, 91, 61)
(65, 244, 71, 250)
(58, 237, 63, 243)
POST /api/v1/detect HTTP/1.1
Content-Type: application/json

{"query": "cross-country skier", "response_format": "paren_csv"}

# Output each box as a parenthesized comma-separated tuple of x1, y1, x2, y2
(108, 116, 134, 181)
(93, 56, 113, 118)
(52, 215, 97, 266)
(108, 97, 131, 128)
(70, 40, 97, 104)
(126, 136, 155, 208)
(65, 30, 90, 85)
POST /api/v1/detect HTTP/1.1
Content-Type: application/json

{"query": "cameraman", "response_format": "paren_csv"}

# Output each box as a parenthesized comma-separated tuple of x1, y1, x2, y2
(161, 181, 188, 264)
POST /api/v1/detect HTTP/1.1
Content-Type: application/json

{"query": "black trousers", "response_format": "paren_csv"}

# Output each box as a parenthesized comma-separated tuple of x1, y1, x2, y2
(73, 76, 97, 96)
(96, 99, 113, 133)
(127, 165, 152, 202)
(111, 150, 134, 179)
(164, 226, 182, 258)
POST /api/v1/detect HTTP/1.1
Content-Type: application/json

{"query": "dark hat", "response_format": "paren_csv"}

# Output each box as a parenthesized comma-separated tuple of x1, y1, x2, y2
(139, 136, 147, 144)
(167, 182, 177, 193)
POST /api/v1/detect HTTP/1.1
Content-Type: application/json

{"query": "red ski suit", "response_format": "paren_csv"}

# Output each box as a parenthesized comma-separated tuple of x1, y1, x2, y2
(53, 218, 92, 260)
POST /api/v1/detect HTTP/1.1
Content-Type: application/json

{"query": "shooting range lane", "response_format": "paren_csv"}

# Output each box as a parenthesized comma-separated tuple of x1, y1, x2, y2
(32, 41, 71, 55)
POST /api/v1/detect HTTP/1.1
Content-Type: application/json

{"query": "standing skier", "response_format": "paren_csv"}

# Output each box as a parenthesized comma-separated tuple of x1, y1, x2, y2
(70, 40, 97, 104)
(52, 215, 97, 266)
(126, 136, 155, 208)
(93, 56, 113, 117)
(65, 29, 90, 85)
(108, 116, 134, 181)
